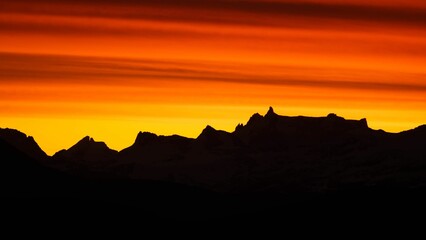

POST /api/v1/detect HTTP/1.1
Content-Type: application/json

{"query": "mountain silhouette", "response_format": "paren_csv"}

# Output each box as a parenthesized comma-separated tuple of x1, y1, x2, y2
(12, 107, 423, 192)
(3, 107, 426, 222)
(0, 128, 47, 160)
(235, 107, 371, 150)
(53, 136, 118, 162)
(119, 132, 192, 163)
(196, 125, 242, 149)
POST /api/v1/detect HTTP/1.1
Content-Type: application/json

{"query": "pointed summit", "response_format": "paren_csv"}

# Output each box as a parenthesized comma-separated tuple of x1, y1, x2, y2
(265, 106, 277, 118)
(196, 125, 241, 148)
(77, 136, 93, 144)
(53, 136, 117, 161)
(71, 136, 97, 150)
(247, 112, 263, 126)
(201, 125, 216, 134)
(197, 125, 218, 140)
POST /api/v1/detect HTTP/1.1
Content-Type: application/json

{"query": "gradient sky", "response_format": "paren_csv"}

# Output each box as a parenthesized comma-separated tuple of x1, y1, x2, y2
(1, 0, 426, 155)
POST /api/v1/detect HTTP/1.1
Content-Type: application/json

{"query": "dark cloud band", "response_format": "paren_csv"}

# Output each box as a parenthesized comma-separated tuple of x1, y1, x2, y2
(2, 52, 425, 92)
(2, 0, 426, 28)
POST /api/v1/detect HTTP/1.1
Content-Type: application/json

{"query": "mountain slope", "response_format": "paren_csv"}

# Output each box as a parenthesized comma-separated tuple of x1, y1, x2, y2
(53, 136, 118, 162)
(0, 128, 47, 160)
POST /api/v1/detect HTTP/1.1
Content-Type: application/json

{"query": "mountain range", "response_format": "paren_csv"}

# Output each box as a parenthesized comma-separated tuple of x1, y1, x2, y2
(2, 107, 426, 222)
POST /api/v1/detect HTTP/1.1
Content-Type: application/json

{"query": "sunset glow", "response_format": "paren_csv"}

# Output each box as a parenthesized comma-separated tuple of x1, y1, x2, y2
(1, 0, 426, 155)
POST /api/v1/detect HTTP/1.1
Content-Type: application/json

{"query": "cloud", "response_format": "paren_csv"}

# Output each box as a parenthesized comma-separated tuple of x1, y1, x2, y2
(2, 0, 426, 30)
(2, 52, 425, 93)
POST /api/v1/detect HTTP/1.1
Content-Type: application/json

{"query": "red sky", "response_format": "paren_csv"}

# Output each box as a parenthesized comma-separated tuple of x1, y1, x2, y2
(1, 0, 426, 154)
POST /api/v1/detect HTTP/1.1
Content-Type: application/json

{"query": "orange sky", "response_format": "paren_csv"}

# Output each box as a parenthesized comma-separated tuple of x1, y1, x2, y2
(1, 0, 426, 155)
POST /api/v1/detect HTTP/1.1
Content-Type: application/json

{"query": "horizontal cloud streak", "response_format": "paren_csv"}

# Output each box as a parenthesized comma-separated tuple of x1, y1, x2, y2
(1, 52, 426, 93)
(2, 0, 426, 30)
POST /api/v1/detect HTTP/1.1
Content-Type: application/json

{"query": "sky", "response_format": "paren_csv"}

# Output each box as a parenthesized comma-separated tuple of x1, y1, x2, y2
(1, 0, 426, 155)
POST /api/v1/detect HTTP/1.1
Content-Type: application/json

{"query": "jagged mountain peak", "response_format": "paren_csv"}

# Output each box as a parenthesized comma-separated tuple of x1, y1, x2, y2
(135, 131, 158, 145)
(0, 128, 47, 159)
(265, 106, 277, 118)
(235, 123, 244, 132)
(201, 125, 216, 133)
(247, 112, 263, 126)
(53, 135, 117, 161)
(71, 136, 103, 149)
(195, 124, 243, 149)
(197, 125, 219, 140)
(79, 136, 94, 143)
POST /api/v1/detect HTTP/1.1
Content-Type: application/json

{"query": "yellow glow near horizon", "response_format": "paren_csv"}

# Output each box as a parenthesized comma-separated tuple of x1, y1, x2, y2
(1, 104, 425, 155)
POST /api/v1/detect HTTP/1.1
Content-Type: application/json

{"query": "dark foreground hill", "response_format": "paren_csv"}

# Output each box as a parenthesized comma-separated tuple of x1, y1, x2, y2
(2, 108, 426, 223)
